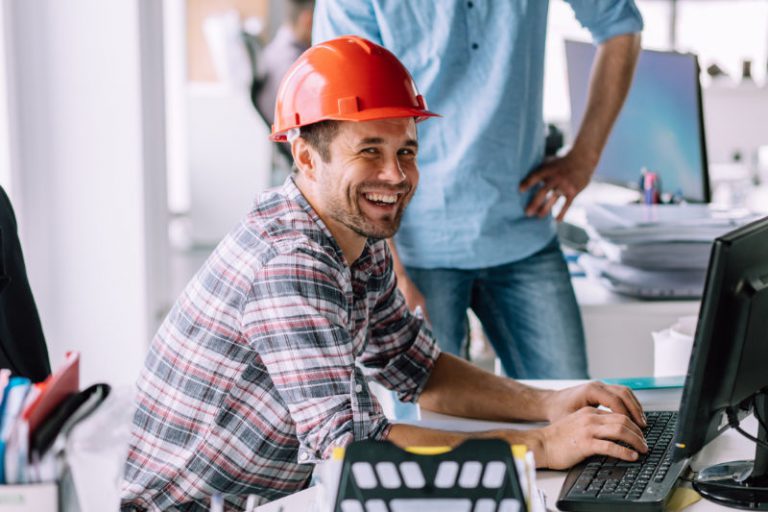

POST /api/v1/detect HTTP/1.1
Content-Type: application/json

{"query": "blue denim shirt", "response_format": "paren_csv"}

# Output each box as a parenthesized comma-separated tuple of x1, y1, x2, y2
(313, 0, 643, 269)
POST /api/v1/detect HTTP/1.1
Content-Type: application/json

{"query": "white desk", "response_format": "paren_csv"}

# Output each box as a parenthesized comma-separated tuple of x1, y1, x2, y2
(256, 380, 758, 511)
(573, 277, 700, 379)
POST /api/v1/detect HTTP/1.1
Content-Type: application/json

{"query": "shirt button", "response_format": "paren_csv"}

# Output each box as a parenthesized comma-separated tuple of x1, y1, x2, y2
(299, 452, 309, 462)
(472, 43, 479, 50)
(355, 384, 364, 393)
(467, 1, 474, 7)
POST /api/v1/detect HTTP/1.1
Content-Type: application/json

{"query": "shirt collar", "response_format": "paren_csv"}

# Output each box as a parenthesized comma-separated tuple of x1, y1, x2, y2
(281, 176, 376, 273)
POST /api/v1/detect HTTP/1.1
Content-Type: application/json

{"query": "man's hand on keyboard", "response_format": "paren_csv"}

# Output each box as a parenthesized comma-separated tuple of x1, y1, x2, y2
(542, 381, 646, 427)
(535, 407, 649, 470)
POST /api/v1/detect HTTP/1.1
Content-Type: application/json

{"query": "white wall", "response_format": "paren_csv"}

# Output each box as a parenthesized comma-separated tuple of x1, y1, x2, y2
(0, 2, 12, 193)
(4, 0, 169, 386)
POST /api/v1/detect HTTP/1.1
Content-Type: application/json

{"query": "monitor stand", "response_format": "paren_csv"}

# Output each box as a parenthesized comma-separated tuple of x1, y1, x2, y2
(694, 394, 768, 510)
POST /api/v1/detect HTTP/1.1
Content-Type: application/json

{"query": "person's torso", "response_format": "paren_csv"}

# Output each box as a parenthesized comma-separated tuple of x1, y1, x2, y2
(122, 181, 390, 509)
(371, 1, 555, 268)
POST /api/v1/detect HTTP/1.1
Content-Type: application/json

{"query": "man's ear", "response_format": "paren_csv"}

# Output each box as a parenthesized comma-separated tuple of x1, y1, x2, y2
(291, 137, 317, 181)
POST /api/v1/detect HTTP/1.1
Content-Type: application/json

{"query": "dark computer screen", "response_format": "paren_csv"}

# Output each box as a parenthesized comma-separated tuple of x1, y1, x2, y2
(566, 40, 711, 203)
(671, 215, 768, 506)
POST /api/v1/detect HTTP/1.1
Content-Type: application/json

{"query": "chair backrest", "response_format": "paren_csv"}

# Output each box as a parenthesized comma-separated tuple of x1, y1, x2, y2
(0, 186, 52, 382)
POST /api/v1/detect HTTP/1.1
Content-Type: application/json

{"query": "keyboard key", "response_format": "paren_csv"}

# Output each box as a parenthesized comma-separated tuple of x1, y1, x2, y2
(481, 461, 506, 488)
(569, 489, 599, 498)
(352, 462, 378, 489)
(434, 461, 460, 488)
(474, 499, 496, 512)
(498, 499, 522, 512)
(340, 499, 364, 512)
(458, 461, 483, 488)
(375, 462, 401, 489)
(365, 499, 388, 512)
(598, 492, 628, 500)
(389, 498, 472, 512)
(399, 461, 426, 489)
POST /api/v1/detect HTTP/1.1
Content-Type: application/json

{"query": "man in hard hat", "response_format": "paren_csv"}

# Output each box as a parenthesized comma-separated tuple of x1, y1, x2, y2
(121, 37, 647, 510)
(313, 2, 643, 392)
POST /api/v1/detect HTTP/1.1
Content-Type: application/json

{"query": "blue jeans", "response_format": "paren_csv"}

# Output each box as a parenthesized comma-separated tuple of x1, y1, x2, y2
(408, 236, 588, 379)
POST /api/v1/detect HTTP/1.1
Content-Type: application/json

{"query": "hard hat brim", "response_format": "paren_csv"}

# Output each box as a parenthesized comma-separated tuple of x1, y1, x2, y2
(270, 107, 440, 142)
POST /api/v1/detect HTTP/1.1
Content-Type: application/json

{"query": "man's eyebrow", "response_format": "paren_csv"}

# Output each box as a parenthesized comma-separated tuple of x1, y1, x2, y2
(357, 137, 385, 145)
(356, 137, 419, 148)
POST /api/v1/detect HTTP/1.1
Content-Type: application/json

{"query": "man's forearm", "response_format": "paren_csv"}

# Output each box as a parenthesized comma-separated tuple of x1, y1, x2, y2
(386, 423, 545, 463)
(418, 353, 554, 422)
(571, 32, 641, 165)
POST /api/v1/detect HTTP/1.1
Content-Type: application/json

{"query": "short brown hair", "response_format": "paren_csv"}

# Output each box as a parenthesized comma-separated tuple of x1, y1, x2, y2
(299, 120, 341, 163)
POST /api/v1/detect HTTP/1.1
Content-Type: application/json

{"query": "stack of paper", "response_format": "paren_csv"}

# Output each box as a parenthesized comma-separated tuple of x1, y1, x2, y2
(582, 203, 759, 299)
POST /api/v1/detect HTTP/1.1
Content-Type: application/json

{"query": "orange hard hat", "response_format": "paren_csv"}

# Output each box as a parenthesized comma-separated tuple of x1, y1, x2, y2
(270, 35, 438, 142)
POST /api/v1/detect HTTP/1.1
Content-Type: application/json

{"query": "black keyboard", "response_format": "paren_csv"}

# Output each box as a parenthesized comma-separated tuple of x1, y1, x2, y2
(557, 410, 689, 511)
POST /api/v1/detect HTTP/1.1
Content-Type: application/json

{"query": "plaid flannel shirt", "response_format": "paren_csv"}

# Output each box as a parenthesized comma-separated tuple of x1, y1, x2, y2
(120, 178, 440, 511)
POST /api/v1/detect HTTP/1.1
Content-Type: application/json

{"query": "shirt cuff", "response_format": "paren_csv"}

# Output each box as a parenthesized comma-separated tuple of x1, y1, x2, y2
(393, 323, 442, 404)
(588, 4, 644, 45)
(318, 413, 392, 461)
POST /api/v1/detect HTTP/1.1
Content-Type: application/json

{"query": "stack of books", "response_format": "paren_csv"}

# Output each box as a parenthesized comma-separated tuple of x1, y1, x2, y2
(0, 352, 109, 487)
(580, 203, 758, 299)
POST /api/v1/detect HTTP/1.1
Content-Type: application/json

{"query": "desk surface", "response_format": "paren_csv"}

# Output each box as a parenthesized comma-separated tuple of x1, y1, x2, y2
(256, 380, 757, 511)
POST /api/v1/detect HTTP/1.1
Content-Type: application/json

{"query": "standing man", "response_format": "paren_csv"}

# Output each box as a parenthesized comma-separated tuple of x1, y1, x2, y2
(314, 1, 642, 380)
(121, 37, 647, 511)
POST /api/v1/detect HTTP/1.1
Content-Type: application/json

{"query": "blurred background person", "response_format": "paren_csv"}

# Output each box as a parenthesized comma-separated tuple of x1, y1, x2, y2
(254, 0, 315, 126)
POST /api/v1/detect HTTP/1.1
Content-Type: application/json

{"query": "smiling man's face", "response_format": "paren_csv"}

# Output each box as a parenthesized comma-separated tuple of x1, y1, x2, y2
(301, 117, 419, 243)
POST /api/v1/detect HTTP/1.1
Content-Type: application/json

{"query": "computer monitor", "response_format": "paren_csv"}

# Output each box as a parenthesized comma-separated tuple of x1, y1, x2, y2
(565, 40, 711, 203)
(672, 215, 768, 508)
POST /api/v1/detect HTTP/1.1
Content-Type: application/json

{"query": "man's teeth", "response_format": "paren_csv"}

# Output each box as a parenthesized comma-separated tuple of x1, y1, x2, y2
(364, 193, 398, 204)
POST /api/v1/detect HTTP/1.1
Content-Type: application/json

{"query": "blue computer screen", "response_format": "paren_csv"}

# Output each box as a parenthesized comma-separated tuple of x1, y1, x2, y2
(565, 40, 710, 202)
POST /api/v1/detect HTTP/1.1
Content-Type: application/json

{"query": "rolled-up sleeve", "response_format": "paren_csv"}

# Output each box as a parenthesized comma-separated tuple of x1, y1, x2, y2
(566, 0, 644, 44)
(359, 256, 441, 404)
(242, 247, 390, 463)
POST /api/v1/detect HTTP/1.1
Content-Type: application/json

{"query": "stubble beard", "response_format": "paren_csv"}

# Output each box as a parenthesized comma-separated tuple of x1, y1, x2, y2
(327, 183, 412, 240)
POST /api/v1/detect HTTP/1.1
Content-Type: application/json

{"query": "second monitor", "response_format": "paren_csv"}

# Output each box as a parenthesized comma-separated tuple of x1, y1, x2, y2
(566, 40, 711, 203)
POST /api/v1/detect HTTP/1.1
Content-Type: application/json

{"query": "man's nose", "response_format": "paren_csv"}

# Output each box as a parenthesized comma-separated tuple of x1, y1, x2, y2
(379, 155, 406, 183)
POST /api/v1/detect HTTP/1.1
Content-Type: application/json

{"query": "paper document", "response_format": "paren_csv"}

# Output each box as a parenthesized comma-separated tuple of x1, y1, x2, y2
(580, 254, 706, 299)
(585, 203, 759, 244)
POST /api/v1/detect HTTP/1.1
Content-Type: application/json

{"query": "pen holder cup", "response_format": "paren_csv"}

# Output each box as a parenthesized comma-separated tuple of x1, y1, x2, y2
(653, 316, 697, 378)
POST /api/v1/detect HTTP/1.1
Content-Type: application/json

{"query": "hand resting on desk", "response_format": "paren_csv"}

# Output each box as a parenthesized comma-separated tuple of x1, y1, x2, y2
(387, 353, 649, 471)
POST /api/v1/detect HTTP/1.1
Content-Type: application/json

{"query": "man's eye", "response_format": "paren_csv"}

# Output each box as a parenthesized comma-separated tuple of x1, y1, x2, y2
(361, 148, 378, 155)
(399, 149, 416, 157)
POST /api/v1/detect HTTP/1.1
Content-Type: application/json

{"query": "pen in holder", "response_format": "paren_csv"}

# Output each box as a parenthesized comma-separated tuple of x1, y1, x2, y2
(639, 168, 662, 205)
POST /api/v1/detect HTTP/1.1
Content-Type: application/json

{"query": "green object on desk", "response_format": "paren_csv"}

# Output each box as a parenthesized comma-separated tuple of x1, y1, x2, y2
(601, 375, 685, 390)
